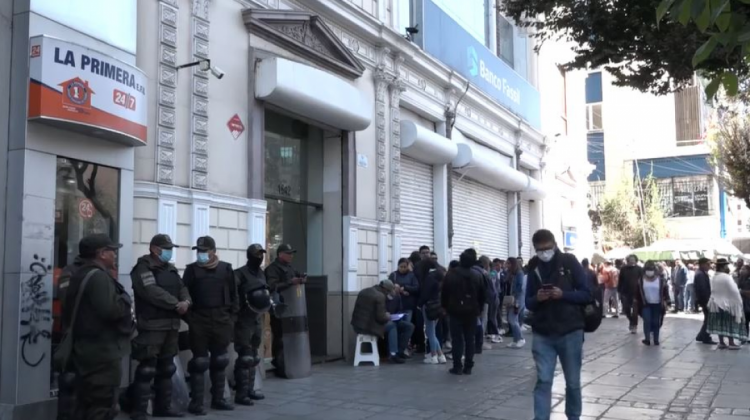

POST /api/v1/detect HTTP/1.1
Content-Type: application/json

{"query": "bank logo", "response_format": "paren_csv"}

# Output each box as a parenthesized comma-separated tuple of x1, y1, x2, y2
(467, 46, 479, 77)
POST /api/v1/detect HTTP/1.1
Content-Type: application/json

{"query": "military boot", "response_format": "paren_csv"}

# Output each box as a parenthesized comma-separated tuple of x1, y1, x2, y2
(233, 357, 253, 406)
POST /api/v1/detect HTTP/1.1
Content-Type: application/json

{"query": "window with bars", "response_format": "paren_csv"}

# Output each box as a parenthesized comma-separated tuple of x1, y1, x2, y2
(646, 176, 713, 218)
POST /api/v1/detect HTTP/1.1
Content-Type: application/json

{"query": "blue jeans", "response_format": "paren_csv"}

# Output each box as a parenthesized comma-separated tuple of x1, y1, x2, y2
(384, 320, 415, 356)
(642, 303, 662, 342)
(423, 307, 441, 354)
(684, 285, 696, 312)
(507, 305, 524, 342)
(532, 330, 584, 420)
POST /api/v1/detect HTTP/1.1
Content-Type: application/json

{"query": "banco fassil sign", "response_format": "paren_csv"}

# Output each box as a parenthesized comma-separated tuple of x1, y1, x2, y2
(423, 1, 540, 129)
(28, 36, 148, 145)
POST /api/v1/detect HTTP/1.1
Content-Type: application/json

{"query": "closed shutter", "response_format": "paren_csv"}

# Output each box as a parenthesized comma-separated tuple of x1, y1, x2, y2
(521, 200, 532, 260)
(401, 156, 434, 257)
(451, 173, 508, 260)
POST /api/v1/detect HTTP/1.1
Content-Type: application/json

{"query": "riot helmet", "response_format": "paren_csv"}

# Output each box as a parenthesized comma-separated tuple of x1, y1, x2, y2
(247, 287, 273, 313)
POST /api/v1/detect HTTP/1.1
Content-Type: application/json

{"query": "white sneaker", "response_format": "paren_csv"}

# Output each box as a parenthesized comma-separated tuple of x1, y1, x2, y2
(444, 341, 452, 350)
(521, 325, 530, 332)
(438, 354, 447, 364)
(482, 343, 492, 351)
(424, 355, 439, 364)
(508, 339, 526, 349)
(491, 335, 504, 343)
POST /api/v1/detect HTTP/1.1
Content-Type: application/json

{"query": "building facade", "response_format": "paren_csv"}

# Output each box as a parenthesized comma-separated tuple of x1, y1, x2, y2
(0, 0, 589, 417)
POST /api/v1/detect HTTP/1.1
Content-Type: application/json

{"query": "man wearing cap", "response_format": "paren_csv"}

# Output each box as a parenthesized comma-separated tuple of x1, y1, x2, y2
(264, 244, 306, 377)
(694, 257, 717, 344)
(233, 244, 270, 405)
(183, 236, 238, 415)
(62, 234, 134, 420)
(121, 234, 191, 419)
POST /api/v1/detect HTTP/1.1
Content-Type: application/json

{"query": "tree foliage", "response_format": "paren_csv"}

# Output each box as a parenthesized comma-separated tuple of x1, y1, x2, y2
(500, 0, 750, 96)
(709, 107, 750, 208)
(598, 177, 667, 248)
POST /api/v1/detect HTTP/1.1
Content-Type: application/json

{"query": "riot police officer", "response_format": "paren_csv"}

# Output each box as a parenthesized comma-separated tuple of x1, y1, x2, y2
(183, 236, 238, 415)
(233, 244, 272, 405)
(123, 234, 190, 419)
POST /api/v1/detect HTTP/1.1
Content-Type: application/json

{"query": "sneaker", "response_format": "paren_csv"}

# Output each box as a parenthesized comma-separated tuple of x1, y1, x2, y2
(438, 354, 447, 364)
(424, 355, 439, 364)
(642, 339, 651, 346)
(491, 335, 504, 343)
(389, 355, 406, 364)
(728, 344, 742, 350)
(629, 326, 637, 335)
(718, 343, 728, 350)
(445, 353, 453, 360)
(508, 339, 526, 349)
(397, 352, 412, 360)
(482, 343, 492, 351)
(521, 325, 530, 332)
(444, 341, 452, 350)
(463, 365, 473, 375)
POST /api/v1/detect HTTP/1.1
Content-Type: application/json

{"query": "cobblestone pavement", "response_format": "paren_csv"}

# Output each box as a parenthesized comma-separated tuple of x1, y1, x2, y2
(118, 314, 750, 420)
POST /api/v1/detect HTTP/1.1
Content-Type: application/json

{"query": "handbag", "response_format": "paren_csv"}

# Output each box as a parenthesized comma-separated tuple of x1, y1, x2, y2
(425, 299, 443, 321)
(53, 268, 98, 371)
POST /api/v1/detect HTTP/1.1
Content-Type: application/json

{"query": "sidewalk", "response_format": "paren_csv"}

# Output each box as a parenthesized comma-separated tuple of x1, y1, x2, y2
(118, 314, 750, 419)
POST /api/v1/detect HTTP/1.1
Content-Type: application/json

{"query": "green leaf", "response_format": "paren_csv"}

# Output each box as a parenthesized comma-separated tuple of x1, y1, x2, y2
(695, 1, 711, 31)
(657, 0, 674, 23)
(679, 0, 694, 25)
(705, 76, 721, 98)
(716, 9, 731, 32)
(737, 0, 750, 4)
(737, 26, 750, 43)
(722, 72, 739, 96)
(710, 0, 730, 24)
(693, 36, 718, 66)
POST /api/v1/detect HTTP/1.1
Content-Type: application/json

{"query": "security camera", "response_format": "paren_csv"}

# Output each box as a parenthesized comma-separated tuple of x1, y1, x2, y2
(210, 66, 225, 80)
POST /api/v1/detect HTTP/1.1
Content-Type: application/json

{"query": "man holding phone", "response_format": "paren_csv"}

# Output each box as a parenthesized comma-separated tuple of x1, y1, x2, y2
(265, 244, 306, 378)
(525, 229, 591, 420)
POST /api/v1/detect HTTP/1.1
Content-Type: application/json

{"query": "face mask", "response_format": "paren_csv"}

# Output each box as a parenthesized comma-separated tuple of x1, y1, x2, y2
(249, 255, 263, 268)
(197, 252, 209, 264)
(537, 249, 555, 263)
(159, 249, 173, 263)
(645, 270, 655, 277)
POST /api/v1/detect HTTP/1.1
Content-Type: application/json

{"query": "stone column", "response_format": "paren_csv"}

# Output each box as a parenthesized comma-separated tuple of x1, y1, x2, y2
(156, 0, 178, 184)
(190, 0, 210, 190)
(373, 66, 390, 223)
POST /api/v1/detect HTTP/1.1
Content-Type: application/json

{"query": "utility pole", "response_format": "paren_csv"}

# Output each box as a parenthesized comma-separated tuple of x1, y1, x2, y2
(633, 155, 648, 246)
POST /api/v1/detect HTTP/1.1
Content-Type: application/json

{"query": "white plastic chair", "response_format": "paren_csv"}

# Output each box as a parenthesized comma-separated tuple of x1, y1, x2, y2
(353, 334, 380, 367)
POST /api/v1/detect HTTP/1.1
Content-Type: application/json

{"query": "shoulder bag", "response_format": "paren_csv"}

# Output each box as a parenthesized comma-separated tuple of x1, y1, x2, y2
(53, 268, 99, 371)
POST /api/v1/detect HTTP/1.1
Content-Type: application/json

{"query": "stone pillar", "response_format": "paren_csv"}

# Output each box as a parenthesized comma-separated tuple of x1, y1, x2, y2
(434, 122, 450, 266)
(190, 0, 210, 190)
(156, 0, 178, 184)
(373, 61, 390, 223)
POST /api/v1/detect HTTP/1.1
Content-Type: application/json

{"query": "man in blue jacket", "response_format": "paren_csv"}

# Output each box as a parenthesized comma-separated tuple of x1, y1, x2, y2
(526, 229, 592, 420)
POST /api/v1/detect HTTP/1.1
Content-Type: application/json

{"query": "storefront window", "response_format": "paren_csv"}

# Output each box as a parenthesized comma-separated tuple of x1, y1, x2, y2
(51, 157, 120, 390)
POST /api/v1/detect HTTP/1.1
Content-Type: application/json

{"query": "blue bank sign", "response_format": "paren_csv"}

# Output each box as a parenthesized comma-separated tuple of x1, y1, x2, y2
(423, 0, 541, 129)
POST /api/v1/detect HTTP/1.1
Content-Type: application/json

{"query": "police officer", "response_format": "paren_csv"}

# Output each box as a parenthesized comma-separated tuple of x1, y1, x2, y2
(122, 234, 190, 419)
(233, 244, 272, 405)
(265, 244, 306, 378)
(63, 234, 133, 420)
(56, 255, 86, 420)
(183, 236, 238, 415)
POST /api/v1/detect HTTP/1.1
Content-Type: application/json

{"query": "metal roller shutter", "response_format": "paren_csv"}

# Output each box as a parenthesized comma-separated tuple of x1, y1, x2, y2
(451, 172, 509, 260)
(400, 156, 434, 257)
(521, 200, 532, 260)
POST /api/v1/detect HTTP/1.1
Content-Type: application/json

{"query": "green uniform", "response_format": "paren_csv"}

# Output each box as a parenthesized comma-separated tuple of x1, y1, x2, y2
(233, 265, 265, 404)
(63, 261, 133, 420)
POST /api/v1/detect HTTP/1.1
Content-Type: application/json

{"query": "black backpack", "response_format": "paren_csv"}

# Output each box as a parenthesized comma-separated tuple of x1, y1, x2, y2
(452, 270, 479, 317)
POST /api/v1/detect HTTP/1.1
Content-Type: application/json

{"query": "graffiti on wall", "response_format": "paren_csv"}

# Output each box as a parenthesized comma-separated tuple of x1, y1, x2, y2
(20, 255, 52, 367)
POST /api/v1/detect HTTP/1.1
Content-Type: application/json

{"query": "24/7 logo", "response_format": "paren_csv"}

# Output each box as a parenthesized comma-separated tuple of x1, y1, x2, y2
(467, 46, 479, 77)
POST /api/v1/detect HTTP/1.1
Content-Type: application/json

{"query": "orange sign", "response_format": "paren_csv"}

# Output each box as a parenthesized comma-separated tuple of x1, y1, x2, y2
(78, 199, 95, 219)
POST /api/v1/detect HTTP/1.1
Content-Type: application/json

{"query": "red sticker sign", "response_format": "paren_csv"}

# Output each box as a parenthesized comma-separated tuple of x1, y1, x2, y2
(78, 199, 95, 219)
(227, 114, 245, 140)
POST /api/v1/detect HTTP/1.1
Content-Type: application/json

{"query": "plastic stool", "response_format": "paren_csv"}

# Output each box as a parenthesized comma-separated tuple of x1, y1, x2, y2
(353, 334, 380, 366)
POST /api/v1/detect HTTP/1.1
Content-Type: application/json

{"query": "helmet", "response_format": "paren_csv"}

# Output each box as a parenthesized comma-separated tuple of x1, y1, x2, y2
(247, 288, 272, 313)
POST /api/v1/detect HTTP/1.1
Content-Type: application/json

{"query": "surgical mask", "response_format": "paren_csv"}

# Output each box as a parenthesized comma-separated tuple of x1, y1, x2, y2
(159, 249, 173, 263)
(197, 252, 209, 264)
(645, 270, 655, 277)
(537, 249, 555, 263)
(249, 255, 263, 269)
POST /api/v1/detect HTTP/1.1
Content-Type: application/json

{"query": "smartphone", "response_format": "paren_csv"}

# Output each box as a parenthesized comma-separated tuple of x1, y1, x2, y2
(541, 284, 554, 290)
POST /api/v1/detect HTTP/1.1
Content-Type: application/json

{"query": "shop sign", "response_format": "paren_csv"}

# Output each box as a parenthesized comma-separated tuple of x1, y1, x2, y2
(227, 114, 245, 140)
(78, 199, 95, 219)
(28, 36, 148, 145)
(422, 0, 541, 129)
(563, 230, 578, 248)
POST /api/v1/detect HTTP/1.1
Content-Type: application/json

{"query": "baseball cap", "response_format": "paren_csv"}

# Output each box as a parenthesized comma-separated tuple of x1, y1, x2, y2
(150, 234, 179, 249)
(192, 236, 216, 251)
(379, 279, 395, 292)
(277, 244, 297, 254)
(79, 234, 122, 257)
(247, 243, 266, 258)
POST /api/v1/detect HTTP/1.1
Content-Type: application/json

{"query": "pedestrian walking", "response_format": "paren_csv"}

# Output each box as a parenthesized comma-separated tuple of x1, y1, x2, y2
(389, 258, 419, 323)
(233, 244, 271, 406)
(694, 257, 717, 344)
(121, 234, 189, 419)
(707, 259, 747, 350)
(62, 234, 133, 420)
(183, 236, 238, 415)
(599, 261, 619, 318)
(634, 261, 670, 346)
(526, 229, 591, 420)
(441, 250, 486, 375)
(672, 259, 688, 313)
(618, 255, 643, 334)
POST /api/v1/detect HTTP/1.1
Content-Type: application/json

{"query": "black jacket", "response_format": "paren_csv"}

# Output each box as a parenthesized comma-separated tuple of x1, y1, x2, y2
(265, 259, 297, 294)
(351, 285, 390, 337)
(130, 255, 190, 331)
(694, 269, 711, 307)
(618, 265, 643, 297)
(419, 269, 442, 307)
(441, 266, 486, 318)
(389, 271, 419, 310)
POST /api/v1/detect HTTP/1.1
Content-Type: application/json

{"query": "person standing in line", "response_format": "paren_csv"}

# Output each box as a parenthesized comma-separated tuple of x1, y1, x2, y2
(183, 236, 238, 415)
(672, 259, 688, 313)
(684, 263, 697, 313)
(694, 258, 717, 344)
(63, 234, 133, 420)
(491, 258, 507, 341)
(618, 255, 643, 334)
(505, 258, 526, 348)
(122, 234, 189, 419)
(441, 250, 486, 375)
(526, 229, 591, 420)
(420, 262, 447, 364)
(389, 258, 419, 323)
(634, 261, 670, 346)
(265, 244, 306, 378)
(733, 259, 745, 284)
(430, 251, 439, 263)
(472, 254, 494, 353)
(599, 261, 619, 318)
(707, 258, 747, 349)
(233, 244, 271, 406)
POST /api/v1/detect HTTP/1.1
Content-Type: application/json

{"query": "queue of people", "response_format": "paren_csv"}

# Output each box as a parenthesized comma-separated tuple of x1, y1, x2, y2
(56, 232, 296, 420)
